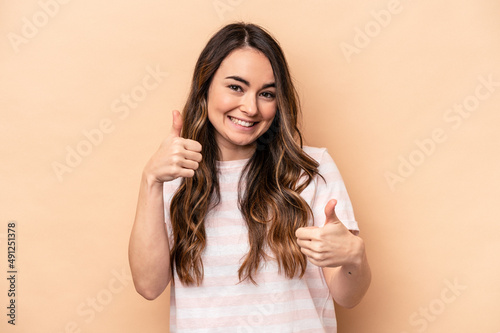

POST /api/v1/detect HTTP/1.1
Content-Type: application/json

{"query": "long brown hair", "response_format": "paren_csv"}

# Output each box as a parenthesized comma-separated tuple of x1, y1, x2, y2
(170, 22, 321, 285)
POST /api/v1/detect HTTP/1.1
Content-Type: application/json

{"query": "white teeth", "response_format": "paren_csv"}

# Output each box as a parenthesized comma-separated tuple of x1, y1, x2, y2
(230, 116, 254, 127)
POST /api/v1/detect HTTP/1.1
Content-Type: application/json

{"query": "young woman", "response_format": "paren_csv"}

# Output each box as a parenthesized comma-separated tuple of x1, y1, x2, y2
(129, 22, 371, 332)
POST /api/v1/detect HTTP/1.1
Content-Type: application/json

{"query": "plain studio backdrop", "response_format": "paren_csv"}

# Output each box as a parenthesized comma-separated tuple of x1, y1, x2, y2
(1, 1, 499, 332)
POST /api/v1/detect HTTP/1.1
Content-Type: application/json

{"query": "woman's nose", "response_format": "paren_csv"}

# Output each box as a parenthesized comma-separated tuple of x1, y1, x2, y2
(240, 95, 258, 116)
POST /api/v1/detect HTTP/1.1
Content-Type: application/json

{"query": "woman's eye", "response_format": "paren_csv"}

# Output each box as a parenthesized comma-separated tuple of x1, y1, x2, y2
(261, 92, 275, 99)
(228, 85, 242, 92)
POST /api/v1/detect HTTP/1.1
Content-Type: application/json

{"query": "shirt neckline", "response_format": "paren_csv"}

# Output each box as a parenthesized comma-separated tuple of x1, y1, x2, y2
(216, 158, 250, 169)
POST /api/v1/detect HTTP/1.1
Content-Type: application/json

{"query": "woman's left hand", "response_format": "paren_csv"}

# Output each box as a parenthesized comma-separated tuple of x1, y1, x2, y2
(295, 199, 364, 269)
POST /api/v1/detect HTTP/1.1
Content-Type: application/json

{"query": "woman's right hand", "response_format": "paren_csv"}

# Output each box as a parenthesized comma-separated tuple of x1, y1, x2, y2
(144, 110, 203, 184)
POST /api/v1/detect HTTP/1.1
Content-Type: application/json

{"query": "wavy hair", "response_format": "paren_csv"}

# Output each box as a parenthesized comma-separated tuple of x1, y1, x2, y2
(170, 22, 321, 285)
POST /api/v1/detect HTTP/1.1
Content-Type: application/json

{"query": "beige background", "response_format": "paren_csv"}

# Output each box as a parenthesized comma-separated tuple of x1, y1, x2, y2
(1, 0, 499, 332)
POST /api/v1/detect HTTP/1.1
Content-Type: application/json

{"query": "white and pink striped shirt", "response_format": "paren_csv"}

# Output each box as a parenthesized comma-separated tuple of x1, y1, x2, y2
(163, 146, 359, 332)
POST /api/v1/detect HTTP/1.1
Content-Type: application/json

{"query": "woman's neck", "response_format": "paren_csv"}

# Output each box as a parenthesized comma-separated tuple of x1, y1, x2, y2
(217, 142, 256, 161)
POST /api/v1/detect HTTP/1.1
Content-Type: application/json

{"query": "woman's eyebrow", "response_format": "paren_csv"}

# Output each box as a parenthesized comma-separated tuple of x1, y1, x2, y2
(225, 75, 275, 89)
(225, 75, 249, 86)
(262, 82, 276, 89)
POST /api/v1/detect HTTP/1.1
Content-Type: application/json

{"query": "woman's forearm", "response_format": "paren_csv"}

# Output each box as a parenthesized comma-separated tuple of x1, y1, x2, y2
(128, 173, 172, 300)
(325, 238, 371, 308)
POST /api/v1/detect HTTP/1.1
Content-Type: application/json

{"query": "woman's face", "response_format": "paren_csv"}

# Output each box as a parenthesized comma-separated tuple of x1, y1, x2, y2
(207, 47, 277, 161)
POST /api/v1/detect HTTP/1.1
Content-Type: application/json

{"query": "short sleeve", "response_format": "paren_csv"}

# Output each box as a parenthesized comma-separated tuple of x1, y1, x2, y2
(305, 147, 359, 234)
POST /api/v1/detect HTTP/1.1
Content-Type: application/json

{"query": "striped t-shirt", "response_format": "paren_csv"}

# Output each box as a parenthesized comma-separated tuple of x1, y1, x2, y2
(163, 146, 359, 332)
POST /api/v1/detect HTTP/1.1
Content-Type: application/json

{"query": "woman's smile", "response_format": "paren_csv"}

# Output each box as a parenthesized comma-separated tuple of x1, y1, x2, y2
(228, 115, 257, 128)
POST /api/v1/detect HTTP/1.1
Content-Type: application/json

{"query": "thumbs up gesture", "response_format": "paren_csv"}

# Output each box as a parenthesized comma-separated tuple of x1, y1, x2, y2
(295, 199, 363, 268)
(144, 110, 203, 184)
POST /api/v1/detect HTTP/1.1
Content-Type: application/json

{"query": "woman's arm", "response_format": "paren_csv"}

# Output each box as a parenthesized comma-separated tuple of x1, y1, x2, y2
(296, 199, 371, 308)
(322, 237, 371, 308)
(128, 175, 172, 300)
(128, 110, 202, 300)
